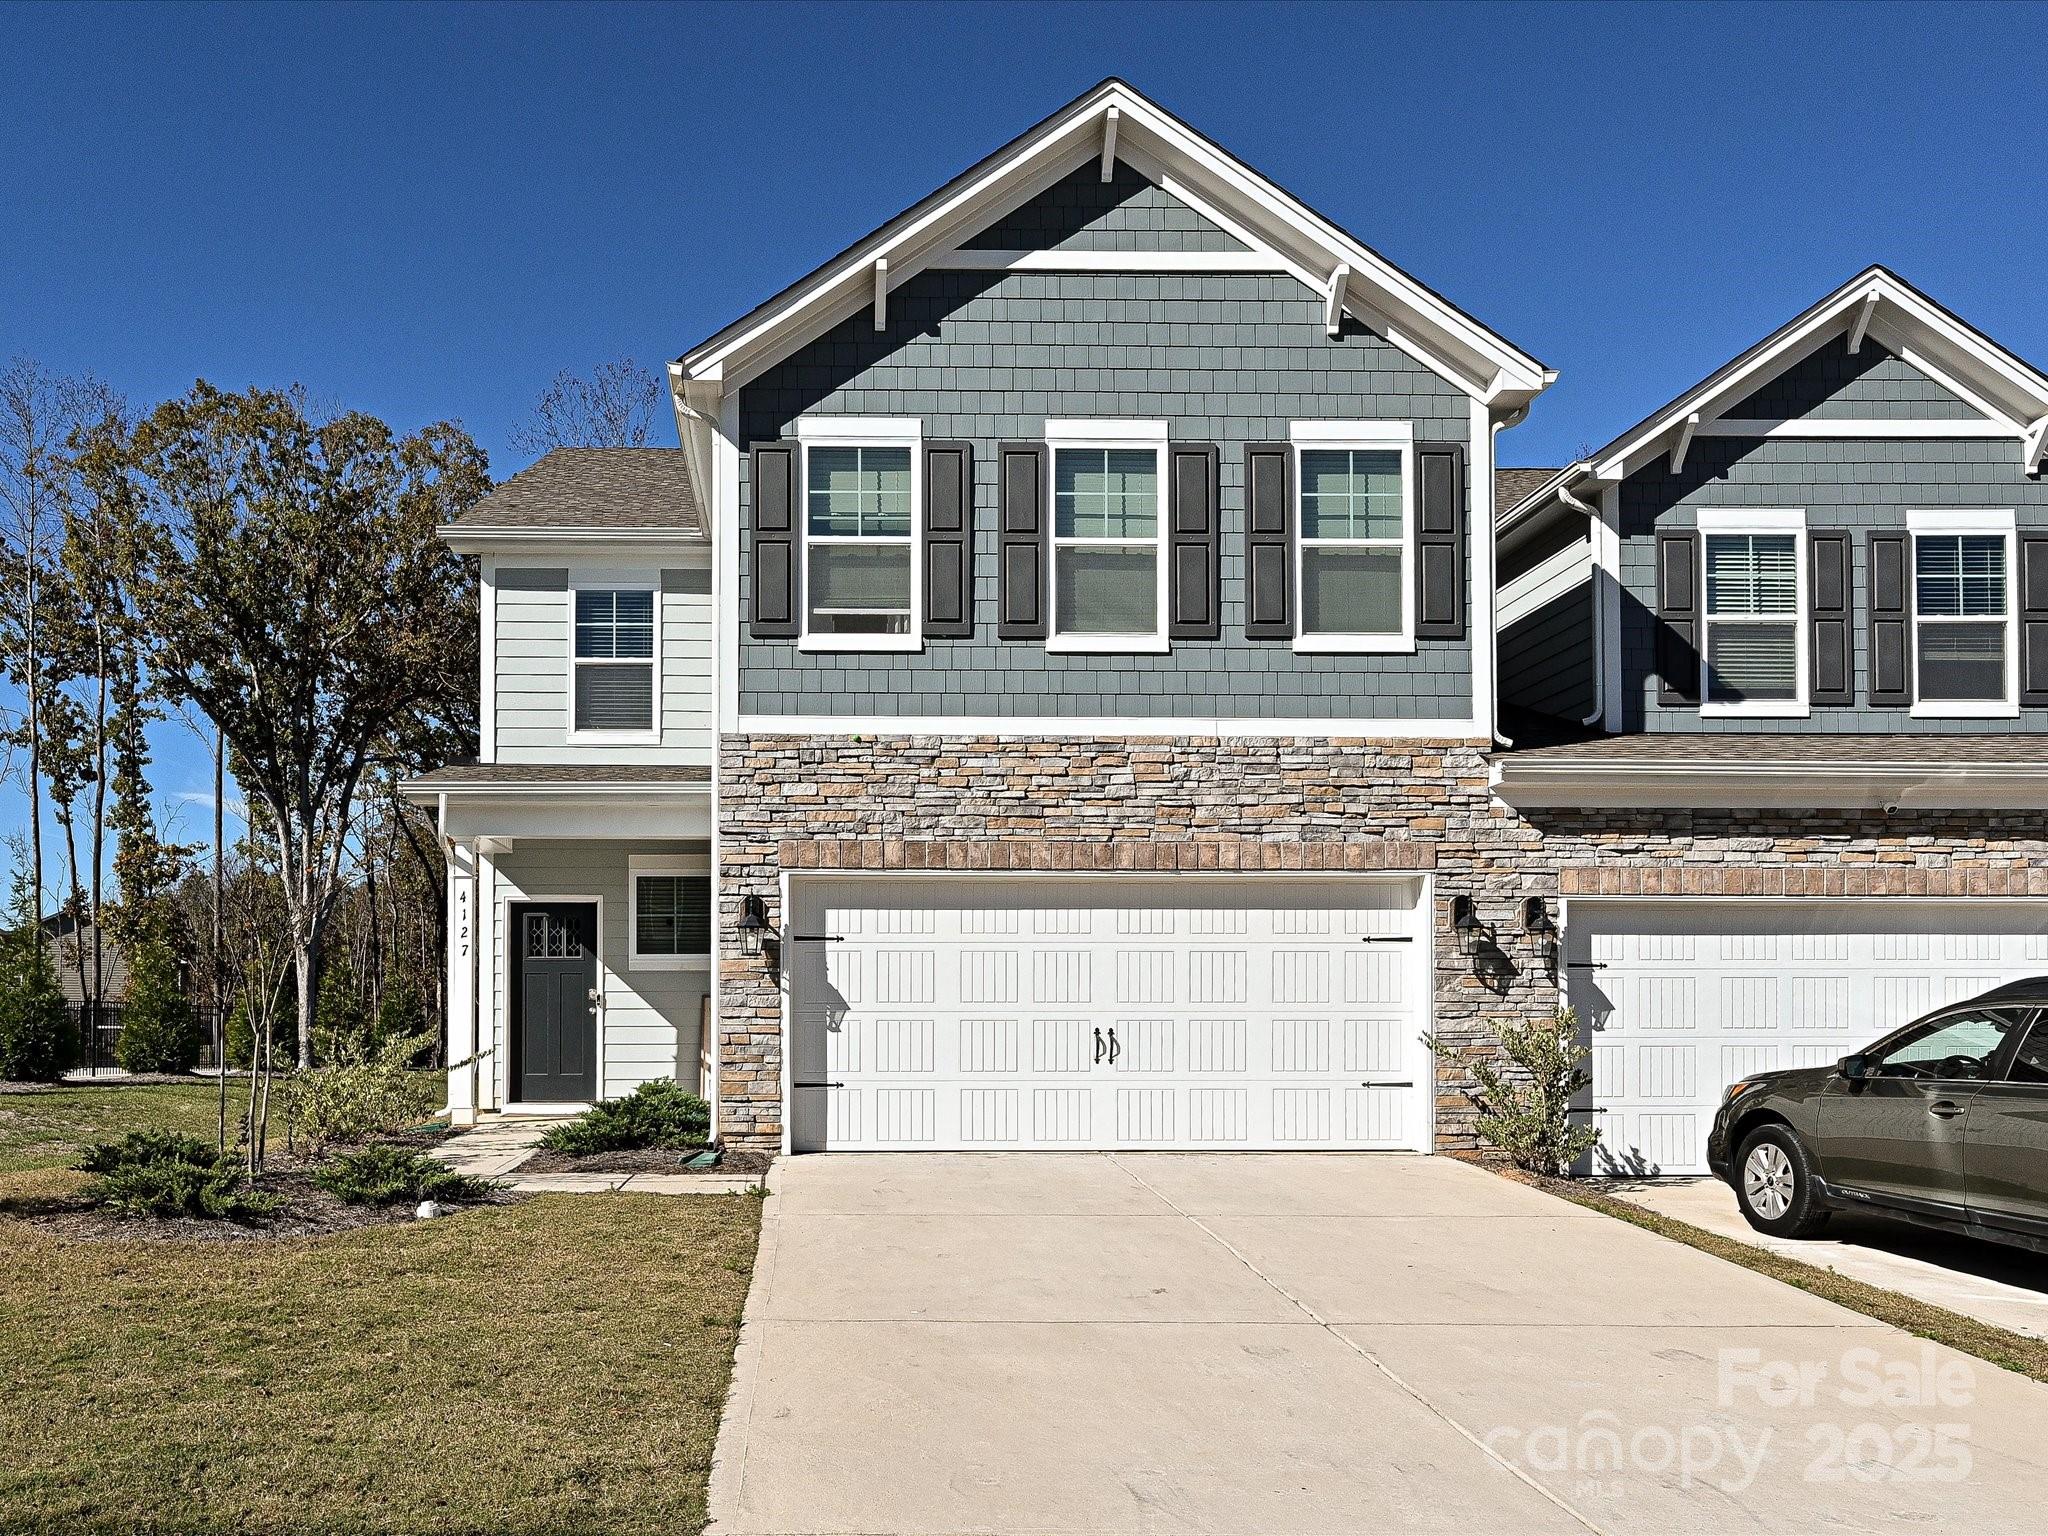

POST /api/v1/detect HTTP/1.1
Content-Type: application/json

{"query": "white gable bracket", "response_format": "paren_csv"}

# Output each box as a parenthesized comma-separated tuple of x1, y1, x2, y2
(1847, 290, 1880, 354)
(1324, 264, 1349, 339)
(1099, 106, 1120, 182)
(2025, 415, 2048, 475)
(873, 258, 888, 331)
(1670, 412, 1700, 474)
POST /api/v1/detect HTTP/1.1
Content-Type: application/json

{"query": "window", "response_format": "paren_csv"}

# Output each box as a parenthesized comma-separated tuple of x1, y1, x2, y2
(1049, 430, 1165, 650)
(1701, 526, 1803, 712)
(2001, 1019, 2048, 1086)
(1913, 525, 2014, 711)
(1870, 1010, 2021, 1082)
(572, 588, 655, 734)
(805, 443, 915, 641)
(628, 857, 711, 970)
(1299, 448, 1405, 641)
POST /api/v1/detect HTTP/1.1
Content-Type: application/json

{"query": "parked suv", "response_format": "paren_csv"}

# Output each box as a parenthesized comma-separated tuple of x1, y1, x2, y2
(1709, 979, 2048, 1254)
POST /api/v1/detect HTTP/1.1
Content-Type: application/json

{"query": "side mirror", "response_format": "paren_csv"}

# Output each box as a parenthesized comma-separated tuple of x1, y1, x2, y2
(1838, 1054, 1872, 1081)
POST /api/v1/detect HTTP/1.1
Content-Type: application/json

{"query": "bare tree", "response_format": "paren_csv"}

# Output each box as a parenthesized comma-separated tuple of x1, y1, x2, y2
(509, 357, 662, 455)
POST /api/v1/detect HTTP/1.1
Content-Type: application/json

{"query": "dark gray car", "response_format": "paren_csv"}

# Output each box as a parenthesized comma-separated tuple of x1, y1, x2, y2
(1709, 978, 2048, 1253)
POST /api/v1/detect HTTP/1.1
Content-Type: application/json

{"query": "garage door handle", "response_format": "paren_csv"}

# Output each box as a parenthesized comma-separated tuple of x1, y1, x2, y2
(1929, 1100, 1966, 1119)
(1093, 1028, 1106, 1065)
(1108, 1026, 1121, 1065)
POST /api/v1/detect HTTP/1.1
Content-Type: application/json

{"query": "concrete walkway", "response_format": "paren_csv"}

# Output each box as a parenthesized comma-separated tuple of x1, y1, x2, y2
(1599, 1174, 2048, 1341)
(711, 1152, 2048, 1536)
(432, 1117, 764, 1195)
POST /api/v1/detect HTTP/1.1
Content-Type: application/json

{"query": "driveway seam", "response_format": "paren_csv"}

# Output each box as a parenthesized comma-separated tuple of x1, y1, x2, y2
(1105, 1152, 1615, 1536)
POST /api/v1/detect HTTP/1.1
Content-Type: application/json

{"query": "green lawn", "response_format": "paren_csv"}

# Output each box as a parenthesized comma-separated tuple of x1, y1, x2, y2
(0, 1191, 760, 1535)
(0, 1080, 229, 1175)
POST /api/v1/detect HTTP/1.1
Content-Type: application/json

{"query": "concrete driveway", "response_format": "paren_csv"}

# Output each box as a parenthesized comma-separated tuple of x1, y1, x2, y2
(710, 1154, 2048, 1535)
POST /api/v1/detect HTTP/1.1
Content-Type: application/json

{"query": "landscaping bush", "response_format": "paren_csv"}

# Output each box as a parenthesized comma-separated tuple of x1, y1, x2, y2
(0, 911, 76, 1082)
(115, 939, 201, 1073)
(276, 1030, 439, 1151)
(1426, 1008, 1600, 1177)
(539, 1079, 711, 1156)
(313, 1144, 494, 1206)
(77, 1130, 276, 1220)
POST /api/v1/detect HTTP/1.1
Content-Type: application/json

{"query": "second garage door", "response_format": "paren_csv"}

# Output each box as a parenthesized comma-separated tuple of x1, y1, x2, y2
(1568, 899, 2048, 1174)
(786, 876, 1431, 1152)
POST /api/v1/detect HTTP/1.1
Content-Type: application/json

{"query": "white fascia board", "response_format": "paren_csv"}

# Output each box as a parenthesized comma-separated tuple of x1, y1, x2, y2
(440, 529, 711, 556)
(1496, 538, 1593, 629)
(1492, 762, 2048, 812)
(1692, 418, 2017, 439)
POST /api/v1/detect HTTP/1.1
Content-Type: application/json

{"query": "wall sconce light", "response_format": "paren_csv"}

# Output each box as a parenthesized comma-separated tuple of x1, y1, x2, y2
(737, 893, 779, 976)
(1450, 895, 1483, 958)
(1523, 895, 1558, 973)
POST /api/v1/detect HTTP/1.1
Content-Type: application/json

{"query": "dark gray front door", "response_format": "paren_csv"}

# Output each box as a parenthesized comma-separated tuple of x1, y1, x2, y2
(1965, 1015, 2048, 1231)
(514, 903, 598, 1103)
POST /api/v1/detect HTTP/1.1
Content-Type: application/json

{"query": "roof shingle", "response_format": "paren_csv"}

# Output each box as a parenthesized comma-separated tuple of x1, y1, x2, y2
(449, 448, 701, 534)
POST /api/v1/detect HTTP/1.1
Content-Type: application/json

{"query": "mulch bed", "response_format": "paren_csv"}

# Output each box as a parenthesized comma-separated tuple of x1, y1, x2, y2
(515, 1146, 774, 1177)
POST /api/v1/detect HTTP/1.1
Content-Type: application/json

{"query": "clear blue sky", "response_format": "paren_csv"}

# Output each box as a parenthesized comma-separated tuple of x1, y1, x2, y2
(5, 0, 2047, 879)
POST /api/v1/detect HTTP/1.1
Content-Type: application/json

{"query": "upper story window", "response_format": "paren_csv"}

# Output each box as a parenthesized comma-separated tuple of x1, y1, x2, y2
(1699, 513, 1805, 716)
(797, 419, 921, 651)
(1290, 423, 1413, 653)
(1911, 511, 2016, 716)
(628, 855, 711, 970)
(572, 587, 656, 735)
(1046, 422, 1167, 653)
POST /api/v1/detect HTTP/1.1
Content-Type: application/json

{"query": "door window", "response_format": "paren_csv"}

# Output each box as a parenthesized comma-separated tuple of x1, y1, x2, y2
(523, 911, 587, 960)
(1999, 1019, 2048, 1085)
(1869, 1010, 2020, 1081)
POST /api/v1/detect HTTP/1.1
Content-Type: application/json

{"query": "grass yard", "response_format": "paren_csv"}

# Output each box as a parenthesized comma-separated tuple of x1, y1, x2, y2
(0, 1080, 229, 1176)
(0, 1192, 762, 1536)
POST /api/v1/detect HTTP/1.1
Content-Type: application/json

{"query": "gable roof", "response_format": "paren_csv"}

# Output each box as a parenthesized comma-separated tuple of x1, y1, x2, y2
(672, 79, 1551, 411)
(442, 448, 703, 546)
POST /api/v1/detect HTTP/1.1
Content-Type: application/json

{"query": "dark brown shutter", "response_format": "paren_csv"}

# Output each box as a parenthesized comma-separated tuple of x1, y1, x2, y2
(1808, 529, 1853, 705)
(2021, 535, 2048, 707)
(1167, 443, 1219, 640)
(1414, 443, 1466, 640)
(748, 442, 799, 639)
(996, 442, 1047, 639)
(1654, 530, 1701, 706)
(1244, 442, 1293, 640)
(922, 441, 973, 639)
(1867, 531, 1911, 706)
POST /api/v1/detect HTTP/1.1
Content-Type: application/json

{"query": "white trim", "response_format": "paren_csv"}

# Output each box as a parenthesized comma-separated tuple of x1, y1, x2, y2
(925, 248, 1283, 273)
(1669, 412, 1699, 473)
(1046, 435, 1169, 652)
(872, 258, 888, 331)
(1697, 506, 1807, 533)
(731, 711, 1490, 739)
(1496, 537, 1592, 630)
(1323, 263, 1349, 338)
(479, 557, 497, 764)
(1692, 418, 2013, 439)
(1907, 510, 2020, 719)
(797, 423, 924, 654)
(499, 892, 606, 1106)
(1099, 105, 1119, 181)
(1290, 430, 1415, 654)
(717, 392, 741, 727)
(1470, 398, 1497, 749)
(626, 855, 713, 972)
(1695, 511, 1809, 719)
(566, 581, 662, 745)
(442, 529, 710, 554)
(1847, 290, 1880, 354)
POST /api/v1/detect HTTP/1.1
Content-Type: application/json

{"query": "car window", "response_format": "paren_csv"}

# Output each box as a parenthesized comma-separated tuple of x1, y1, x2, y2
(1871, 1010, 2019, 1081)
(2002, 1019, 2048, 1086)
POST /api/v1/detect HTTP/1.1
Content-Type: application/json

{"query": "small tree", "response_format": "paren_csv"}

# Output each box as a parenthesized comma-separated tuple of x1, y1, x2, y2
(1427, 1008, 1598, 1176)
(509, 357, 661, 455)
(115, 937, 199, 1073)
(0, 860, 75, 1081)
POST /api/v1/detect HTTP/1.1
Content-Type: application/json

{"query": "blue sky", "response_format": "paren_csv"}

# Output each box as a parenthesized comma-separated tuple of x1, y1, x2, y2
(4, 0, 2047, 881)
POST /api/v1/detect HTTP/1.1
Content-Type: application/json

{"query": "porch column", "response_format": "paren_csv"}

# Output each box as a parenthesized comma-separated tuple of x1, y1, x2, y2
(445, 840, 480, 1126)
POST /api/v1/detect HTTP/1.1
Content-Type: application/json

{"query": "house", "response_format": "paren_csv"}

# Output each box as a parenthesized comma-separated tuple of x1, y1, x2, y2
(416, 79, 2048, 1176)
(1494, 267, 2048, 1170)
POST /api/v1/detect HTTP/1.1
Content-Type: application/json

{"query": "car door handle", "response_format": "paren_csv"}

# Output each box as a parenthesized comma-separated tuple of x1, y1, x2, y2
(1093, 1027, 1105, 1065)
(1928, 1100, 1966, 1119)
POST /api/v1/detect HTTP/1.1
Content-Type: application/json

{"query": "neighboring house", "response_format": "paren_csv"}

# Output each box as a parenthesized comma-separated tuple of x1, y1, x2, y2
(408, 449, 715, 1116)
(1494, 267, 2048, 1170)
(418, 80, 2048, 1177)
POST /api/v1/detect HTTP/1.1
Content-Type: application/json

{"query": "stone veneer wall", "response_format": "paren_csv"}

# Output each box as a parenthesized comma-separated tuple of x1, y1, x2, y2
(718, 733, 2048, 1154)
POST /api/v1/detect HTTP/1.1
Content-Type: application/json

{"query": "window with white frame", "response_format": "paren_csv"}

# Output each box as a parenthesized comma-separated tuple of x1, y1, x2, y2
(1050, 436, 1165, 646)
(1701, 522, 1804, 710)
(572, 588, 655, 733)
(1298, 446, 1407, 640)
(805, 442, 915, 639)
(628, 857, 711, 969)
(1913, 522, 2014, 708)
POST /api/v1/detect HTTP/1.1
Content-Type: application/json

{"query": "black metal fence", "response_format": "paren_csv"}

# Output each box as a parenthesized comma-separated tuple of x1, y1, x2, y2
(72, 1003, 227, 1075)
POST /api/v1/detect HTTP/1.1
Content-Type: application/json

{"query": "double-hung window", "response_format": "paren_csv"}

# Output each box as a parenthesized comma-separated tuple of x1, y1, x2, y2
(1048, 422, 1167, 651)
(1911, 511, 2017, 716)
(628, 856, 711, 970)
(1699, 511, 1805, 715)
(572, 587, 656, 735)
(1291, 423, 1413, 651)
(799, 419, 920, 649)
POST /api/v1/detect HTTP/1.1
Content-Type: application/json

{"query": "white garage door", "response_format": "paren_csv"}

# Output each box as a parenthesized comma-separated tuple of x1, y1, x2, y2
(786, 876, 1431, 1152)
(1568, 900, 2048, 1175)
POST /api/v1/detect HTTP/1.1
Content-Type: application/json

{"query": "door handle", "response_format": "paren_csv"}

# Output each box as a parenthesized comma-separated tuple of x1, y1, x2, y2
(1108, 1026, 1121, 1065)
(1093, 1027, 1105, 1065)
(587, 987, 602, 1016)
(1928, 1100, 1965, 1119)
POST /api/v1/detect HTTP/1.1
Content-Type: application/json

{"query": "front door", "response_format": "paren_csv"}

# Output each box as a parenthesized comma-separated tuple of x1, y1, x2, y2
(1964, 1013, 2048, 1232)
(514, 902, 598, 1103)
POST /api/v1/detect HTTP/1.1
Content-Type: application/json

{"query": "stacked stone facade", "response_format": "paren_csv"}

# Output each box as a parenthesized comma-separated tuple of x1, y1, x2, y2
(716, 733, 2048, 1154)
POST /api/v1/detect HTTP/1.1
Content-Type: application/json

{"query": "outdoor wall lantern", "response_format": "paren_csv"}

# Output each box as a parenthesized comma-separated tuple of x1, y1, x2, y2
(1450, 895, 1483, 958)
(737, 893, 779, 976)
(1523, 895, 1559, 975)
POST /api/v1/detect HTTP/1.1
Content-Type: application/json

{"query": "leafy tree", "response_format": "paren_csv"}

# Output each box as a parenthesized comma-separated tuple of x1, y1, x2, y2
(100, 383, 488, 1067)
(0, 855, 75, 1081)
(509, 357, 662, 454)
(114, 936, 198, 1074)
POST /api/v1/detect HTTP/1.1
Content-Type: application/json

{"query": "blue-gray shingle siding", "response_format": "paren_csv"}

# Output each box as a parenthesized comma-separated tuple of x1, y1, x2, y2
(961, 162, 1249, 253)
(1722, 336, 1984, 422)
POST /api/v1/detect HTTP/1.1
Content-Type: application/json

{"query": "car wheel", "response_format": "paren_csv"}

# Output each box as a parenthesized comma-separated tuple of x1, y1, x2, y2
(1734, 1125, 1831, 1238)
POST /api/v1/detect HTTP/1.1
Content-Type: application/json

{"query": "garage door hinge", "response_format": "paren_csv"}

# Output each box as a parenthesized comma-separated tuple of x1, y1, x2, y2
(1361, 1081, 1414, 1088)
(1566, 961, 1606, 971)
(793, 1081, 845, 1089)
(1360, 935, 1413, 943)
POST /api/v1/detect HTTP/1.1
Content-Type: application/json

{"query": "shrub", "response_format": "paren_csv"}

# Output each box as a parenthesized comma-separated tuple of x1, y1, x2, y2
(314, 1144, 494, 1206)
(226, 990, 296, 1072)
(1426, 1008, 1600, 1177)
(539, 1079, 711, 1157)
(276, 1031, 439, 1152)
(0, 913, 76, 1083)
(77, 1130, 276, 1220)
(115, 939, 200, 1073)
